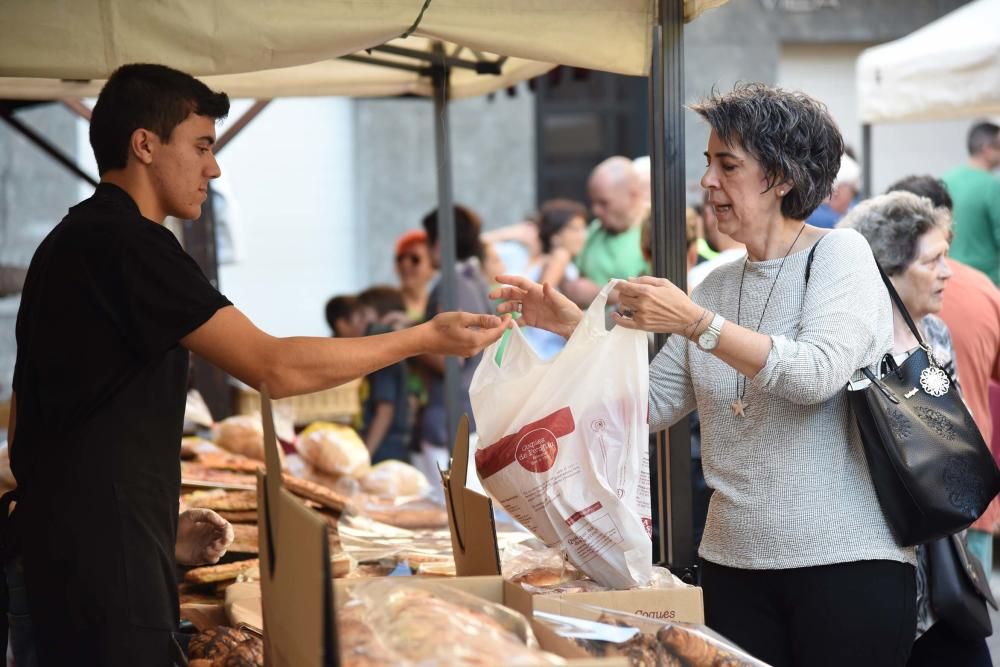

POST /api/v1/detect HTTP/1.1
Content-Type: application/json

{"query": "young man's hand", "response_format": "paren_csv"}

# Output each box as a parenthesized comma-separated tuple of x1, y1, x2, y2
(424, 312, 511, 357)
(175, 508, 235, 566)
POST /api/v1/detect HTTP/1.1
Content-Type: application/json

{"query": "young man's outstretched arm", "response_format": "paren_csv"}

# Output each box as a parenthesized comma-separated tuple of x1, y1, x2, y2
(182, 306, 509, 399)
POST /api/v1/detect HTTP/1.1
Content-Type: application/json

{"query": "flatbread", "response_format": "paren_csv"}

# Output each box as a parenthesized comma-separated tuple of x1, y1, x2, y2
(281, 473, 352, 513)
(217, 510, 259, 524)
(181, 461, 256, 489)
(182, 490, 257, 512)
(229, 524, 259, 554)
(184, 558, 259, 585)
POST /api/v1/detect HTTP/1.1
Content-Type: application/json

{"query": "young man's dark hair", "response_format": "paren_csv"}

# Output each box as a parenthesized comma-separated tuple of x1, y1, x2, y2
(358, 285, 406, 318)
(422, 204, 484, 261)
(967, 121, 1000, 157)
(89, 63, 230, 174)
(324, 295, 360, 332)
(885, 175, 954, 211)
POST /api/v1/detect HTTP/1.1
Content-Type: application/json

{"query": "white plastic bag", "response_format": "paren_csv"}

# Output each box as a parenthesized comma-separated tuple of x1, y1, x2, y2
(470, 281, 652, 589)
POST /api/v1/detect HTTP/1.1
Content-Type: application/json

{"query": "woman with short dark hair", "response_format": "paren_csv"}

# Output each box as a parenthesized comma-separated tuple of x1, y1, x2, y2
(493, 83, 915, 666)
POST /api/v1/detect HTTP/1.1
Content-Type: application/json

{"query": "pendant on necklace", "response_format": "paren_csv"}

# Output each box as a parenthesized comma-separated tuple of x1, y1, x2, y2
(730, 398, 747, 418)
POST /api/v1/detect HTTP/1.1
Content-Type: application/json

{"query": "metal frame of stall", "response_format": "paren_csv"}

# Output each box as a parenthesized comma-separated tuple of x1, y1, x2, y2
(0, 0, 697, 572)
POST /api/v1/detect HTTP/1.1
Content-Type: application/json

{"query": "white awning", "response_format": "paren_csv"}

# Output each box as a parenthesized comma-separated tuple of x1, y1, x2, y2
(0, 0, 728, 99)
(857, 0, 1000, 123)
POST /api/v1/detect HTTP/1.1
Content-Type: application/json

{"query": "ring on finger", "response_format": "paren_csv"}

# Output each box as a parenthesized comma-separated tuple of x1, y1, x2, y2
(515, 302, 523, 313)
(620, 307, 635, 318)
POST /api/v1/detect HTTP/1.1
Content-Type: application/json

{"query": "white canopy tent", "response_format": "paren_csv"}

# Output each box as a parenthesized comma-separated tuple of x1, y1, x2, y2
(856, 0, 1000, 193)
(0, 0, 726, 85)
(857, 0, 1000, 124)
(0, 0, 729, 571)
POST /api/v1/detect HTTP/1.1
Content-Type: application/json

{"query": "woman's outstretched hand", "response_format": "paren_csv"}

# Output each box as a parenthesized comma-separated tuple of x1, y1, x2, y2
(490, 274, 583, 339)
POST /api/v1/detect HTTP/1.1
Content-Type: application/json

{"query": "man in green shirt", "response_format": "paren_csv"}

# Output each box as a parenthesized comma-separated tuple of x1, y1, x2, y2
(942, 121, 1000, 285)
(575, 156, 650, 290)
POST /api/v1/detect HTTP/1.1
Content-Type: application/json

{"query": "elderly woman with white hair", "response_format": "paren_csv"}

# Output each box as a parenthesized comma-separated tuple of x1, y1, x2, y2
(838, 192, 991, 667)
(492, 83, 914, 666)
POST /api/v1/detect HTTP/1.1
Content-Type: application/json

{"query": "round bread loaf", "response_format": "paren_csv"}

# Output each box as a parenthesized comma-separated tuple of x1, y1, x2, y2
(213, 416, 266, 461)
(360, 460, 430, 497)
(297, 422, 370, 478)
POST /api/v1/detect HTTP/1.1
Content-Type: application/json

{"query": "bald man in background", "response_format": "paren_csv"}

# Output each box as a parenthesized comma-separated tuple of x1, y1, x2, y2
(575, 156, 651, 289)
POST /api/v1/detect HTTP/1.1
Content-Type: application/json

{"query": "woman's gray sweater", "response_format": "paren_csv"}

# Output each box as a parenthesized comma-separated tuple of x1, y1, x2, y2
(650, 228, 914, 570)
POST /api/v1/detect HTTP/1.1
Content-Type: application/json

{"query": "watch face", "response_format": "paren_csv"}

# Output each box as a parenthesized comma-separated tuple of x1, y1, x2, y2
(698, 331, 717, 350)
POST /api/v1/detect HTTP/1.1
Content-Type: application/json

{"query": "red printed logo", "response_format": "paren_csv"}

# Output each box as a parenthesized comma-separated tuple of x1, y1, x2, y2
(476, 407, 576, 479)
(515, 429, 558, 473)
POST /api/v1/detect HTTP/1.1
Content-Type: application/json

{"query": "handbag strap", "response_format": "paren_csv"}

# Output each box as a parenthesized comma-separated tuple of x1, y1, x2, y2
(804, 235, 824, 284)
(873, 262, 931, 355)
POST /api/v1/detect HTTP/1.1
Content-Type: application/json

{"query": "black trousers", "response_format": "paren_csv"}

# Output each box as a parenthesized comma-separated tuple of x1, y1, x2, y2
(702, 559, 916, 667)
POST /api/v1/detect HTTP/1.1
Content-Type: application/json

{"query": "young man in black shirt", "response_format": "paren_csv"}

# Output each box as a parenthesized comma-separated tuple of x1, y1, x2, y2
(5, 63, 508, 667)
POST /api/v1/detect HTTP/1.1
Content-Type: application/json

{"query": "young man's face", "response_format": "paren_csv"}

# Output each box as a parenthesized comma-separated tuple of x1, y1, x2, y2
(149, 113, 221, 221)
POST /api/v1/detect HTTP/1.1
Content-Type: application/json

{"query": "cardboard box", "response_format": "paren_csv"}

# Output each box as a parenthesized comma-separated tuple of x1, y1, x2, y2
(443, 414, 705, 625)
(256, 386, 338, 666)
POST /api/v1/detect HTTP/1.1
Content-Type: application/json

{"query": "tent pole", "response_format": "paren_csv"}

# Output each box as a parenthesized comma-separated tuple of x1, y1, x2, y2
(649, 0, 694, 576)
(861, 123, 872, 198)
(432, 42, 462, 452)
(214, 100, 272, 156)
(0, 108, 97, 187)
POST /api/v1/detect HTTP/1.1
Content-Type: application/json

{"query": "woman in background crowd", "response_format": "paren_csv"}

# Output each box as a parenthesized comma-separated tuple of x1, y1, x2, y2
(521, 199, 591, 359)
(394, 230, 434, 324)
(840, 191, 990, 667)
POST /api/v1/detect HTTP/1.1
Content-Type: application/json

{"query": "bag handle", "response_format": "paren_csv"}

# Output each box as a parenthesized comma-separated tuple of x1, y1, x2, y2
(579, 279, 621, 336)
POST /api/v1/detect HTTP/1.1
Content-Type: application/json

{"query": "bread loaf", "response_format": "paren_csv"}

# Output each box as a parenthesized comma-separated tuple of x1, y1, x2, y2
(213, 416, 267, 461)
(360, 460, 430, 497)
(296, 421, 370, 477)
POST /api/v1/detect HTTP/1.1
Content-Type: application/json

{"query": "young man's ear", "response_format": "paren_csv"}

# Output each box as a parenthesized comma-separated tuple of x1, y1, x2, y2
(130, 128, 157, 166)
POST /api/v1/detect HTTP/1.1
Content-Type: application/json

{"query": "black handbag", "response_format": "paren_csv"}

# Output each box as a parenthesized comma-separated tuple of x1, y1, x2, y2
(846, 265, 1000, 547)
(927, 533, 998, 639)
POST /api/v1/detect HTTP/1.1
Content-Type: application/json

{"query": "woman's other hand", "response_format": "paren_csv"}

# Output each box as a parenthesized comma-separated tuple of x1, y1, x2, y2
(613, 276, 704, 336)
(490, 274, 583, 339)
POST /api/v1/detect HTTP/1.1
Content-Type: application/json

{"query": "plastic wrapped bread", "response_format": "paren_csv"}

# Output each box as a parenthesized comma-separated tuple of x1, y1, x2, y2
(296, 421, 370, 478)
(339, 580, 560, 666)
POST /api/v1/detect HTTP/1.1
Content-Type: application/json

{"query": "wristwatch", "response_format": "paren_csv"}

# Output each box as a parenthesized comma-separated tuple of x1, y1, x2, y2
(696, 313, 725, 352)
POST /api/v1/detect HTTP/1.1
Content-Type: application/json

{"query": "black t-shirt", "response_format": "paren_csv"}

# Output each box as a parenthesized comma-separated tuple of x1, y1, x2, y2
(10, 183, 231, 665)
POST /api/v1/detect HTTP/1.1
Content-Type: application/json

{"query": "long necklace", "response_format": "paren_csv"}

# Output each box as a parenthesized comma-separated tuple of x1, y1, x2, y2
(731, 223, 807, 418)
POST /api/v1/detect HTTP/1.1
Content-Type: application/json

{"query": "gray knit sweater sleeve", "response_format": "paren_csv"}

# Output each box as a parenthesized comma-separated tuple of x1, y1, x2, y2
(647, 228, 913, 570)
(751, 229, 891, 404)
